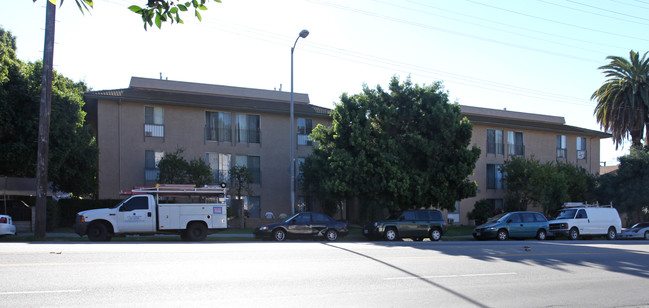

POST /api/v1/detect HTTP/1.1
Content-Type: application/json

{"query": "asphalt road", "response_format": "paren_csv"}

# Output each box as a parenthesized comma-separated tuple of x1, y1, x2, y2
(1, 240, 648, 307)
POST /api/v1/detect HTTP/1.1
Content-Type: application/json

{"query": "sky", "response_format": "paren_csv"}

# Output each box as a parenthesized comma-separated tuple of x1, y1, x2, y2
(2, 0, 648, 166)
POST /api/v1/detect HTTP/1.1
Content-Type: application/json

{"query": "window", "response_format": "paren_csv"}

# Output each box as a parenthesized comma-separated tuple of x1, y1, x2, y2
(144, 106, 164, 137)
(206, 153, 231, 184)
(243, 196, 261, 219)
(487, 164, 503, 189)
(296, 157, 306, 182)
(487, 129, 504, 155)
(522, 213, 536, 223)
(236, 155, 261, 184)
(415, 211, 430, 220)
(401, 211, 416, 220)
(236, 114, 260, 144)
(534, 213, 547, 222)
(507, 131, 524, 156)
(297, 118, 313, 146)
(145, 150, 164, 181)
(205, 111, 232, 142)
(509, 213, 522, 223)
(576, 209, 588, 219)
(577, 137, 587, 159)
(556, 135, 567, 158)
(312, 212, 333, 223)
(119, 196, 149, 212)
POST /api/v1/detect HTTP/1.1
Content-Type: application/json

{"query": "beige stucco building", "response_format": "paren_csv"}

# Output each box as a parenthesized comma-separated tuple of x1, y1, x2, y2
(84, 77, 331, 219)
(84, 77, 610, 225)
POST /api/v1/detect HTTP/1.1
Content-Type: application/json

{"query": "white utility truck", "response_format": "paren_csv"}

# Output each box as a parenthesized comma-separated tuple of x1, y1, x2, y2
(73, 184, 228, 241)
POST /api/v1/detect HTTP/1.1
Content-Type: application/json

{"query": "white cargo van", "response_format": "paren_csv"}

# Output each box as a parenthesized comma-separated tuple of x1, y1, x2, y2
(548, 203, 622, 240)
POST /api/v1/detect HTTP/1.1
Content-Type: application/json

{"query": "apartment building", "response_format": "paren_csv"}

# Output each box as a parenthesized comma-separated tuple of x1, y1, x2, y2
(84, 77, 331, 219)
(448, 106, 611, 225)
(84, 78, 610, 225)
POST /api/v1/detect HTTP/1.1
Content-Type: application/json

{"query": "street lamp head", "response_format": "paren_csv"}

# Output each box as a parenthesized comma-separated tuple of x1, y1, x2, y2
(299, 29, 309, 39)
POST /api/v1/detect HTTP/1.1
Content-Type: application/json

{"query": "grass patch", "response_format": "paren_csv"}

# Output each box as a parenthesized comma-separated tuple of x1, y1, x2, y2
(445, 225, 474, 237)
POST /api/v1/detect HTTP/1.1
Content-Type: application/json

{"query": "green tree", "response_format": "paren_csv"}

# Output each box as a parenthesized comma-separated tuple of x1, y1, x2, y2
(157, 149, 189, 184)
(229, 165, 253, 200)
(35, 0, 221, 30)
(500, 156, 546, 212)
(156, 148, 213, 186)
(0, 28, 97, 196)
(303, 77, 481, 216)
(596, 147, 649, 225)
(501, 157, 597, 216)
(468, 199, 497, 225)
(592, 50, 649, 149)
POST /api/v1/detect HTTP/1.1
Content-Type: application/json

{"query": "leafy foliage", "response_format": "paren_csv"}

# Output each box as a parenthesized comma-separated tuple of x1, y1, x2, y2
(303, 76, 481, 215)
(157, 148, 213, 186)
(468, 199, 497, 225)
(501, 156, 596, 216)
(596, 147, 649, 225)
(0, 27, 97, 196)
(592, 50, 649, 148)
(229, 165, 253, 200)
(34, 0, 220, 30)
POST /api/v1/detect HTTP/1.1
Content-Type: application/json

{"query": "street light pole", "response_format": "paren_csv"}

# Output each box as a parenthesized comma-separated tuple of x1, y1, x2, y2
(290, 29, 309, 215)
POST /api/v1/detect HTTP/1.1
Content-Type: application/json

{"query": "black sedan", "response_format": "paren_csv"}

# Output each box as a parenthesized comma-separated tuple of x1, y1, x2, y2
(253, 212, 348, 241)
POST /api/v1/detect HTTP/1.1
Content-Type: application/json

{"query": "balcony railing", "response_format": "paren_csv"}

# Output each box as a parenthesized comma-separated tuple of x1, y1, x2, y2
(486, 142, 504, 155)
(144, 124, 164, 137)
(577, 150, 587, 160)
(297, 134, 312, 146)
(556, 148, 567, 158)
(145, 168, 159, 181)
(507, 144, 525, 156)
(236, 128, 261, 144)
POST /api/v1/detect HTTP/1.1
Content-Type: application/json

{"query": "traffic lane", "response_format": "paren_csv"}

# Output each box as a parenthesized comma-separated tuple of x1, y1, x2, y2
(0, 241, 648, 307)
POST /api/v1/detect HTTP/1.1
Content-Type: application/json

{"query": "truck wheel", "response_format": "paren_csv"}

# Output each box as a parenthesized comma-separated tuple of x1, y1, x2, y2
(384, 228, 399, 241)
(569, 228, 580, 240)
(87, 222, 111, 242)
(185, 222, 208, 241)
(606, 227, 617, 240)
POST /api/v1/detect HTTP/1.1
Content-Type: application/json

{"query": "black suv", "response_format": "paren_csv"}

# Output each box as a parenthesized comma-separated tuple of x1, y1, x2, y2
(363, 209, 446, 241)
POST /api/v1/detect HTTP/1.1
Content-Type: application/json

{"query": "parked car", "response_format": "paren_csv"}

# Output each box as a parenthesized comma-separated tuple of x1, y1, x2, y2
(548, 203, 622, 240)
(0, 215, 17, 237)
(473, 211, 549, 241)
(619, 222, 649, 240)
(363, 209, 446, 241)
(253, 212, 348, 242)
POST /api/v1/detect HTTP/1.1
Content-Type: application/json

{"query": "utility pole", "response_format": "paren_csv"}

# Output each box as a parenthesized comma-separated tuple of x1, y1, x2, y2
(34, 0, 56, 238)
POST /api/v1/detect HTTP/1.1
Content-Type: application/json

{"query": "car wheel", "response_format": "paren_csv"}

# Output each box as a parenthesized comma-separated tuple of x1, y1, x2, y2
(497, 229, 508, 241)
(325, 229, 338, 241)
(645, 231, 649, 240)
(606, 227, 617, 240)
(536, 229, 547, 241)
(186, 222, 208, 241)
(384, 228, 398, 241)
(273, 229, 286, 242)
(87, 222, 111, 242)
(569, 228, 579, 240)
(429, 228, 442, 241)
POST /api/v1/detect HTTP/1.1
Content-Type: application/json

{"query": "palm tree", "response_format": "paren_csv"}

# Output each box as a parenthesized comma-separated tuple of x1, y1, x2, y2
(592, 50, 649, 149)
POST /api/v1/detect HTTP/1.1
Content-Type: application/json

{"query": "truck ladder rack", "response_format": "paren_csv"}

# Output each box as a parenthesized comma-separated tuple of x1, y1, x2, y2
(121, 184, 227, 196)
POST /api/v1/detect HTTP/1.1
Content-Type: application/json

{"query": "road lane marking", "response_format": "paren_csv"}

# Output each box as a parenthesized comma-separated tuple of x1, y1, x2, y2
(385, 272, 517, 280)
(0, 290, 82, 295)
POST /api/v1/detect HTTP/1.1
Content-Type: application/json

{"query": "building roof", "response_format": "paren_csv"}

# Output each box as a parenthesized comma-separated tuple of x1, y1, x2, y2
(84, 77, 331, 118)
(460, 105, 611, 138)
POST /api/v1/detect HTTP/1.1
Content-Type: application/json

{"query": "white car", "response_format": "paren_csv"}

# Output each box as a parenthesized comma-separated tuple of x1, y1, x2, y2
(0, 215, 17, 237)
(619, 222, 649, 240)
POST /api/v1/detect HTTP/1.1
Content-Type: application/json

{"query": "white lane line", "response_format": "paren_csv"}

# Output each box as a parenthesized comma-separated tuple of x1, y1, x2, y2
(0, 290, 82, 295)
(385, 272, 517, 280)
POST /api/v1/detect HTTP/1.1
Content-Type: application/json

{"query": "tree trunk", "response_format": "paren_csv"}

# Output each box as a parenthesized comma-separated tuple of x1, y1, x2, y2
(34, 1, 56, 239)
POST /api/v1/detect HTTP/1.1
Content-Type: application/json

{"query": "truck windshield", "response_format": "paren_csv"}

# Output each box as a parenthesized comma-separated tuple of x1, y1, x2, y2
(555, 209, 577, 220)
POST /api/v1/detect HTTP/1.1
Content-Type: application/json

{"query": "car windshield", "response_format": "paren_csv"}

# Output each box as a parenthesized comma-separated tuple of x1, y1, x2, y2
(486, 213, 508, 223)
(631, 222, 649, 229)
(555, 209, 577, 220)
(284, 213, 301, 223)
